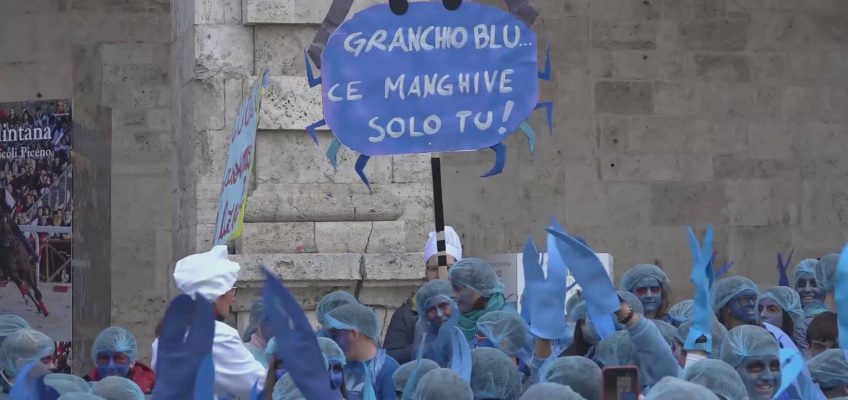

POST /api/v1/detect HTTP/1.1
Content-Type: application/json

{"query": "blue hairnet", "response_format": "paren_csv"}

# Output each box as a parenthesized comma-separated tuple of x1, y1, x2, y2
(272, 373, 304, 400)
(392, 359, 440, 393)
(594, 330, 636, 367)
(667, 300, 693, 326)
(719, 325, 779, 368)
(617, 291, 644, 315)
(243, 298, 266, 338)
(571, 301, 587, 322)
(681, 359, 747, 400)
(90, 376, 144, 400)
(0, 328, 54, 378)
(92, 327, 138, 365)
(43, 373, 91, 395)
(793, 258, 818, 284)
(566, 293, 583, 321)
(815, 253, 839, 293)
(674, 317, 727, 357)
(469, 347, 522, 399)
(316, 291, 358, 327)
(808, 349, 848, 389)
(415, 280, 453, 317)
(645, 377, 719, 400)
(653, 320, 677, 347)
(520, 383, 586, 400)
(619, 264, 670, 294)
(540, 356, 601, 400)
(711, 276, 758, 311)
(476, 311, 529, 358)
(324, 302, 380, 341)
(317, 337, 346, 366)
(0, 315, 30, 342)
(757, 286, 805, 326)
(449, 258, 505, 297)
(58, 394, 106, 400)
(414, 368, 474, 400)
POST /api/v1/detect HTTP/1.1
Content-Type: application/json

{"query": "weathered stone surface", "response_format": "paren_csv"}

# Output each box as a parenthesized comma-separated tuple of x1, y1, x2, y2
(254, 26, 317, 76)
(590, 51, 657, 80)
(712, 155, 799, 180)
(243, 0, 395, 25)
(190, 78, 225, 130)
(592, 21, 658, 50)
(595, 81, 654, 115)
(695, 54, 751, 81)
(598, 117, 695, 154)
(235, 253, 363, 282)
(726, 180, 769, 226)
(654, 82, 698, 116)
(649, 182, 728, 224)
(367, 221, 410, 253)
(194, 24, 253, 78)
(392, 154, 431, 184)
(195, 0, 241, 24)
(244, 184, 405, 222)
(315, 222, 372, 253)
(679, 17, 749, 51)
(364, 253, 425, 281)
(747, 121, 793, 159)
(258, 76, 323, 131)
(241, 222, 316, 253)
(601, 154, 713, 182)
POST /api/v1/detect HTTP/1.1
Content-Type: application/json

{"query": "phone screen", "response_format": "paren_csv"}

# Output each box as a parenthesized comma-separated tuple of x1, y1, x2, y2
(602, 366, 639, 400)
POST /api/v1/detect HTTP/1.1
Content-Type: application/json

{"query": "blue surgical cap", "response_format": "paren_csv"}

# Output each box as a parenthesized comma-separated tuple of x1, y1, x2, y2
(617, 291, 644, 315)
(681, 359, 747, 400)
(477, 311, 529, 358)
(415, 368, 474, 400)
(793, 258, 818, 284)
(711, 276, 758, 311)
(89, 376, 144, 400)
(566, 293, 583, 320)
(619, 264, 670, 294)
(808, 349, 848, 390)
(674, 317, 727, 357)
(0, 328, 54, 378)
(653, 320, 677, 347)
(324, 302, 380, 341)
(392, 359, 440, 393)
(449, 258, 505, 297)
(273, 373, 304, 400)
(540, 356, 601, 400)
(43, 373, 91, 396)
(595, 330, 636, 367)
(57, 394, 106, 400)
(571, 301, 587, 322)
(243, 298, 266, 338)
(646, 377, 719, 400)
(667, 300, 694, 326)
(815, 253, 839, 293)
(757, 286, 805, 326)
(92, 327, 138, 365)
(316, 291, 358, 327)
(415, 280, 454, 317)
(719, 325, 779, 368)
(470, 347, 522, 399)
(0, 315, 30, 344)
(520, 382, 586, 400)
(317, 337, 346, 366)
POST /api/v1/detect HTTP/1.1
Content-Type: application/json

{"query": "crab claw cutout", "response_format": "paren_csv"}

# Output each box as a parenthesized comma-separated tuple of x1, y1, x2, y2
(481, 143, 507, 177)
(305, 50, 322, 88)
(305, 119, 325, 145)
(355, 155, 372, 192)
(538, 42, 551, 81)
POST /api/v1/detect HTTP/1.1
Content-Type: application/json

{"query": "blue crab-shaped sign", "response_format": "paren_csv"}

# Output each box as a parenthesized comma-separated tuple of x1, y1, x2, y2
(305, 0, 553, 188)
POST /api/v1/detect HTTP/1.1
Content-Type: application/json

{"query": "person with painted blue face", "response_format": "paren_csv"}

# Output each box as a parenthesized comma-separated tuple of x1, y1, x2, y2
(719, 325, 782, 400)
(413, 280, 457, 367)
(757, 286, 808, 351)
(712, 276, 759, 330)
(793, 258, 829, 321)
(84, 327, 155, 395)
(619, 264, 671, 321)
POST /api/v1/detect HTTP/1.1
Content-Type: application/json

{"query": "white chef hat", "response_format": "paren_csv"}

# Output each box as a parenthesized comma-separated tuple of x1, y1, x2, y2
(173, 245, 241, 300)
(423, 226, 463, 264)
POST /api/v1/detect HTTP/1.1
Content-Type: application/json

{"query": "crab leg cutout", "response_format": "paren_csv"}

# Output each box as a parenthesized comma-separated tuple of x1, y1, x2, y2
(326, 137, 341, 170)
(538, 42, 551, 81)
(355, 154, 372, 191)
(307, 0, 354, 68)
(304, 50, 322, 88)
(519, 122, 537, 156)
(305, 119, 326, 145)
(504, 0, 539, 27)
(535, 101, 554, 136)
(481, 143, 507, 177)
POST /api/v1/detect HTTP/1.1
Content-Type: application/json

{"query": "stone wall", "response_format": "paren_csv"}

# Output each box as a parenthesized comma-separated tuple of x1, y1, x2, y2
(443, 0, 848, 302)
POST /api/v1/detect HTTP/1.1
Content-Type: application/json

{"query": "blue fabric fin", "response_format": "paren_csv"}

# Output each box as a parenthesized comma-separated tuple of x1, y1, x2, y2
(355, 154, 372, 191)
(305, 119, 326, 145)
(9, 362, 37, 400)
(777, 249, 794, 287)
(449, 326, 472, 383)
(262, 267, 340, 400)
(520, 121, 537, 156)
(534, 101, 554, 136)
(304, 49, 322, 87)
(402, 333, 429, 400)
(547, 226, 618, 339)
(481, 143, 507, 177)
(326, 137, 341, 170)
(835, 245, 848, 351)
(193, 354, 215, 400)
(685, 226, 714, 353)
(774, 347, 805, 400)
(538, 42, 551, 80)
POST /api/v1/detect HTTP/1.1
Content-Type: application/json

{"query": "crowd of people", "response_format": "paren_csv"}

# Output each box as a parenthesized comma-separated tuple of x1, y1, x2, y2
(0, 225, 847, 400)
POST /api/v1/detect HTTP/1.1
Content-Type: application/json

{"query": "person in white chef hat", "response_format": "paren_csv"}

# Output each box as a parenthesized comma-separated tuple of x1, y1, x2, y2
(152, 245, 266, 399)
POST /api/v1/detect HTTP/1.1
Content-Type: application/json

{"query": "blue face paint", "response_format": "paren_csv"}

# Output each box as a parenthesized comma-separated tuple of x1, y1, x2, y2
(632, 277, 663, 317)
(95, 352, 131, 378)
(729, 289, 758, 325)
(794, 272, 826, 308)
(736, 355, 781, 400)
(328, 360, 344, 390)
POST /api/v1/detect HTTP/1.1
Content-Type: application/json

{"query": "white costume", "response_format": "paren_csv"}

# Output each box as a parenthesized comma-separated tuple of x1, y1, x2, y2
(152, 245, 266, 399)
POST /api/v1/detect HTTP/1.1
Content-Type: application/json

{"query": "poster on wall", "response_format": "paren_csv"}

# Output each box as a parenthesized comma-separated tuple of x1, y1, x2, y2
(0, 99, 73, 373)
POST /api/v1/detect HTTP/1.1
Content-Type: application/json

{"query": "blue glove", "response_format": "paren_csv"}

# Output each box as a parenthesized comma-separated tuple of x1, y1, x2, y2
(835, 245, 848, 352)
(153, 294, 216, 400)
(547, 224, 618, 339)
(522, 235, 568, 339)
(777, 249, 794, 287)
(685, 226, 714, 353)
(262, 267, 340, 400)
